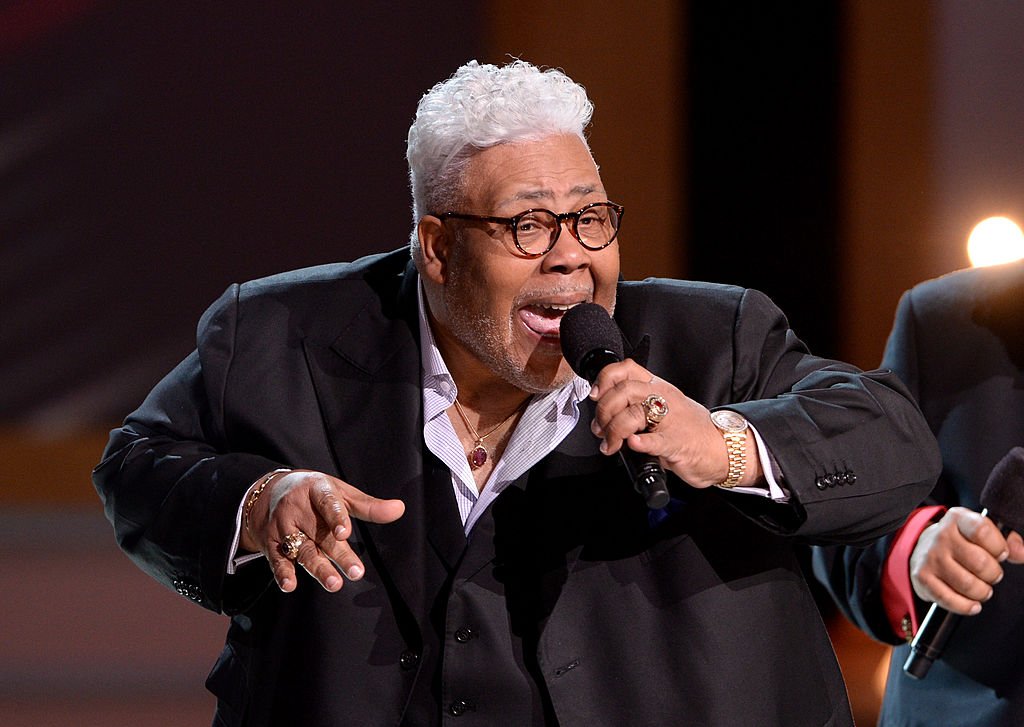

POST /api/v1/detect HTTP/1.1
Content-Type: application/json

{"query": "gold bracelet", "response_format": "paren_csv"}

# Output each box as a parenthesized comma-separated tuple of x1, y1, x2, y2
(243, 468, 291, 529)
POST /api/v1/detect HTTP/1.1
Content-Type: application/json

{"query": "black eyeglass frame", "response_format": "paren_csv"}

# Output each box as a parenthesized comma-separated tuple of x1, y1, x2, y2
(435, 201, 624, 258)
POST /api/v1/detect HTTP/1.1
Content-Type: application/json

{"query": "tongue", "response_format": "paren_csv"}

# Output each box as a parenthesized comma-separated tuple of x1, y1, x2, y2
(520, 306, 563, 336)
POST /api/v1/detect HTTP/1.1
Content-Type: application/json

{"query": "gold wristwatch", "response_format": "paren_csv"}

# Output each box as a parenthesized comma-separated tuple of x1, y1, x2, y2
(710, 409, 748, 488)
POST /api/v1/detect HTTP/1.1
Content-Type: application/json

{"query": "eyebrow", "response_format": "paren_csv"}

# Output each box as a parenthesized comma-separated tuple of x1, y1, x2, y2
(501, 184, 602, 206)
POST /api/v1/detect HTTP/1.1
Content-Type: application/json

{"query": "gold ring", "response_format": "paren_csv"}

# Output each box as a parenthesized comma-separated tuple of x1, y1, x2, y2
(641, 394, 669, 431)
(280, 532, 309, 560)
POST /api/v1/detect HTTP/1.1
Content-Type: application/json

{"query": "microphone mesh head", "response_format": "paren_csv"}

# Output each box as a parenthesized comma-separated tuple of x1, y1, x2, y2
(559, 303, 623, 376)
(980, 446, 1024, 532)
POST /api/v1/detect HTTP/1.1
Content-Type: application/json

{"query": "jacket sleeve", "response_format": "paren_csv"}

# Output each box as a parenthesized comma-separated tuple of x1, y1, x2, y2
(809, 288, 943, 642)
(719, 287, 941, 546)
(92, 284, 284, 614)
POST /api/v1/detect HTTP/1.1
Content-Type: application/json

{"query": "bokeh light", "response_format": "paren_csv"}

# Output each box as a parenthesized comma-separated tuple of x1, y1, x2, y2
(967, 216, 1024, 267)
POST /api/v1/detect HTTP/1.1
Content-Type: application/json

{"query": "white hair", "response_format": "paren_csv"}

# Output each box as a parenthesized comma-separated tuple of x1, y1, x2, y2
(406, 60, 595, 260)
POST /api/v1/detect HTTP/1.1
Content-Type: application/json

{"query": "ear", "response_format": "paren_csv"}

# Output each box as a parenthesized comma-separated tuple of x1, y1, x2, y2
(417, 215, 451, 285)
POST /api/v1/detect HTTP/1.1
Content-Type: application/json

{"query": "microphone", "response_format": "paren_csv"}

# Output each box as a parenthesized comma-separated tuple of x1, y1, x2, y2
(903, 446, 1024, 679)
(560, 303, 670, 509)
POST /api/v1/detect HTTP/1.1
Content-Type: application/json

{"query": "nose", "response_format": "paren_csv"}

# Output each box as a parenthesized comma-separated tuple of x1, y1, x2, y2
(541, 219, 592, 274)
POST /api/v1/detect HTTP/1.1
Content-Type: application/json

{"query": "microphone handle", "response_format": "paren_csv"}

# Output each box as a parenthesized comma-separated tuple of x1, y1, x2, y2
(903, 506, 994, 680)
(581, 348, 671, 510)
(903, 602, 962, 679)
(619, 450, 670, 509)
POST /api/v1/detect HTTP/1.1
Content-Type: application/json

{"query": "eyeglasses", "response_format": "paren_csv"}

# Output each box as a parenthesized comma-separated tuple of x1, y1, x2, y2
(436, 201, 624, 258)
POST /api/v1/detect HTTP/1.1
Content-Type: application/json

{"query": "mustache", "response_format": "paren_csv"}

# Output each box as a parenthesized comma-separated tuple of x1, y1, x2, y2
(512, 285, 595, 307)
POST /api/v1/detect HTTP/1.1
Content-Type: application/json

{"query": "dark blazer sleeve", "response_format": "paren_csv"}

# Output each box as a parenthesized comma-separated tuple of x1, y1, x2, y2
(618, 280, 940, 547)
(813, 263, 1024, 649)
(93, 283, 285, 614)
(710, 286, 939, 545)
(810, 288, 932, 642)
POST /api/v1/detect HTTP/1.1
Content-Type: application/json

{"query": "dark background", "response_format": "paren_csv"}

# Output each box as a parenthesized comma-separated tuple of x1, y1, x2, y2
(2, 3, 850, 430)
(2, 2, 483, 428)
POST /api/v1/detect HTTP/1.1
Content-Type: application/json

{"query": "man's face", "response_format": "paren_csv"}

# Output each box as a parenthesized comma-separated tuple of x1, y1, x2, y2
(425, 133, 621, 393)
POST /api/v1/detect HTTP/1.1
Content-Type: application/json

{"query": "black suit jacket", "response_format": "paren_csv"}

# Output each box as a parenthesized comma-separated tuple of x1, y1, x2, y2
(813, 261, 1024, 726)
(94, 247, 939, 726)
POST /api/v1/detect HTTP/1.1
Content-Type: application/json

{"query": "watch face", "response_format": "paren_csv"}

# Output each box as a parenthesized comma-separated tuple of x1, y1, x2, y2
(712, 409, 747, 432)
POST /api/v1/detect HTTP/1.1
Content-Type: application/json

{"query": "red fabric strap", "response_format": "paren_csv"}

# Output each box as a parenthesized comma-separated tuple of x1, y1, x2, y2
(881, 505, 947, 640)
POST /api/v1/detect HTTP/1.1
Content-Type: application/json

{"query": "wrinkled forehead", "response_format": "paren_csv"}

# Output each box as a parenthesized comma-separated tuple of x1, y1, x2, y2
(459, 135, 605, 211)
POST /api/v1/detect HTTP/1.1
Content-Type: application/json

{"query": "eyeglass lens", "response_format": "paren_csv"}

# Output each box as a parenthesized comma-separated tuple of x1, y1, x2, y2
(514, 204, 620, 254)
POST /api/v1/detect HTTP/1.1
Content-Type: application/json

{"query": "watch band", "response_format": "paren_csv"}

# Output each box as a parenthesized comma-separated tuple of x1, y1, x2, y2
(710, 409, 748, 488)
(719, 431, 747, 488)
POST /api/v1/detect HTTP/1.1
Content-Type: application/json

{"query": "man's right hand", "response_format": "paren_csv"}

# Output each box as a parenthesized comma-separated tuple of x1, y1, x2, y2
(240, 469, 405, 593)
(910, 506, 1024, 615)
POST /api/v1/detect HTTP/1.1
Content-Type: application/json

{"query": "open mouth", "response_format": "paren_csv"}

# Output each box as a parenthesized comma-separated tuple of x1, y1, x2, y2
(518, 301, 584, 339)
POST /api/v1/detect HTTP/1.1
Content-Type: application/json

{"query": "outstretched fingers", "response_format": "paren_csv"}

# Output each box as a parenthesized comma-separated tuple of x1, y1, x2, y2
(343, 487, 407, 525)
(314, 485, 406, 584)
(251, 469, 405, 593)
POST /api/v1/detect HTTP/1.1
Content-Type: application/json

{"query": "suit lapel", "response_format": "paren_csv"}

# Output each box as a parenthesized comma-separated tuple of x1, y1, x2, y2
(302, 262, 458, 624)
(423, 449, 470, 571)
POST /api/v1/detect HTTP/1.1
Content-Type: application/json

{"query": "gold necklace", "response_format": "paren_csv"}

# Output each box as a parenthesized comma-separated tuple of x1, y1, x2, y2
(451, 398, 525, 470)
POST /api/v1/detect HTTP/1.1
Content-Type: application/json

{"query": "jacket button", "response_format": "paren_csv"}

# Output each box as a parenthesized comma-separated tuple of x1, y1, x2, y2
(172, 578, 202, 602)
(399, 650, 419, 670)
(454, 627, 476, 643)
(448, 700, 473, 716)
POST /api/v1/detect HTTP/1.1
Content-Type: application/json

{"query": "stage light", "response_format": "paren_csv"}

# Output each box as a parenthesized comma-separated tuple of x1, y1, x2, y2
(967, 216, 1024, 268)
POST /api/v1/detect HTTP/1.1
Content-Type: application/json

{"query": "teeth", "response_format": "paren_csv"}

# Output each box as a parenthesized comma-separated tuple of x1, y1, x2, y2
(541, 302, 580, 312)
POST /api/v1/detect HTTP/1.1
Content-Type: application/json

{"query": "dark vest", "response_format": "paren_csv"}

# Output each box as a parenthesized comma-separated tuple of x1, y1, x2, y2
(399, 451, 557, 726)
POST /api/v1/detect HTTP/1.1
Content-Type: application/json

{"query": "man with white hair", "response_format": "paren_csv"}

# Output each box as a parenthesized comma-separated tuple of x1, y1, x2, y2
(95, 59, 939, 726)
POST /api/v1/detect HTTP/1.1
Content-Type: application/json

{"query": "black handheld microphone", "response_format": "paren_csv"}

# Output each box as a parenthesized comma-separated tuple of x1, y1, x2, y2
(904, 446, 1024, 679)
(560, 303, 670, 510)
